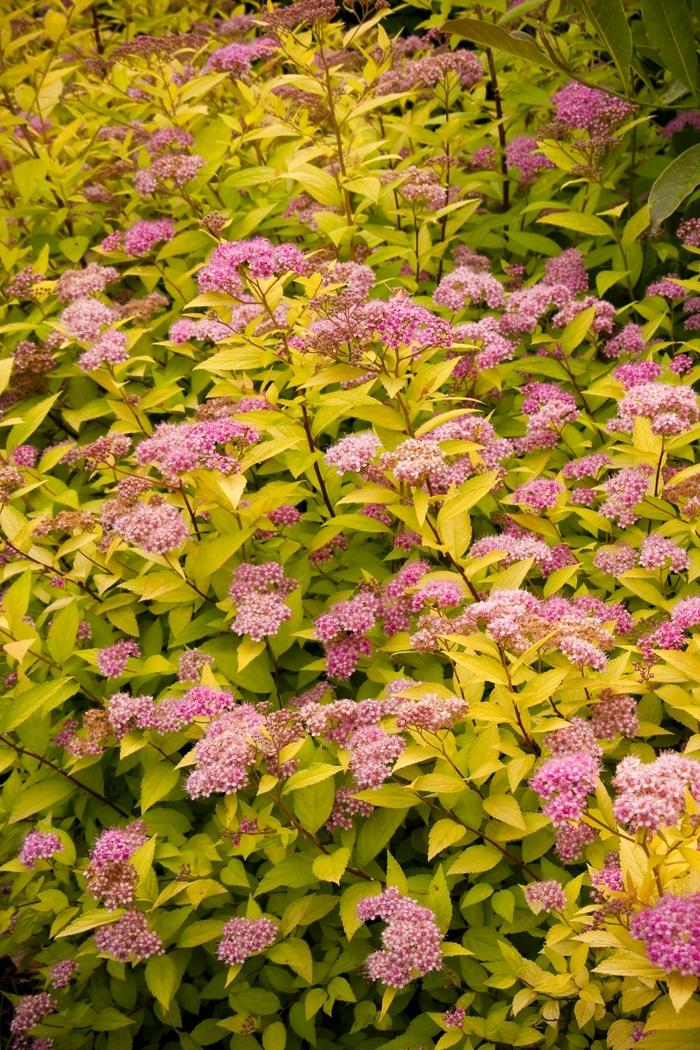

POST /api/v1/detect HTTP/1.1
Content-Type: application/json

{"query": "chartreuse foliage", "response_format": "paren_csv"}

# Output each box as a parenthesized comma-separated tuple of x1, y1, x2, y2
(1, 2, 700, 1049)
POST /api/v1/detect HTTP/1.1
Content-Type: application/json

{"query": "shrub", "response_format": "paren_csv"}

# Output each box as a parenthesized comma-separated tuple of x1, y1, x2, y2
(1, 2, 700, 1049)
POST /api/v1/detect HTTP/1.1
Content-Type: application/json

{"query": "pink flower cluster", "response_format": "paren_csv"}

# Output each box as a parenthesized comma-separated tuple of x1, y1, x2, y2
(325, 431, 381, 474)
(505, 135, 554, 186)
(108, 498, 189, 554)
(613, 752, 700, 832)
(631, 894, 700, 977)
(94, 911, 163, 962)
(531, 751, 600, 826)
(433, 265, 505, 310)
(552, 82, 635, 137)
(85, 821, 148, 909)
(49, 960, 77, 989)
(511, 478, 562, 512)
(185, 705, 266, 798)
(77, 329, 128, 372)
(216, 917, 278, 964)
(136, 418, 258, 479)
(608, 381, 699, 436)
(356, 887, 442, 988)
(590, 691, 639, 739)
(134, 153, 204, 195)
(107, 686, 234, 737)
(96, 639, 140, 678)
(102, 218, 175, 256)
(19, 830, 62, 868)
(524, 880, 566, 912)
(198, 237, 308, 297)
(228, 562, 296, 641)
(178, 648, 214, 681)
(10, 994, 56, 1046)
(639, 534, 689, 573)
(204, 38, 278, 76)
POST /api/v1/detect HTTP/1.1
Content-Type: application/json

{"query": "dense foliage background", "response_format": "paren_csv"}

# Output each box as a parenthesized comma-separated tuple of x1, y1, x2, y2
(2, 1, 700, 1047)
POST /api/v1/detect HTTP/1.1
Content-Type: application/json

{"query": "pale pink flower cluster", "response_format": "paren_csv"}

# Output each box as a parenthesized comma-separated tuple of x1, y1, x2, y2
(516, 382, 578, 451)
(591, 691, 639, 739)
(608, 381, 699, 436)
(462, 589, 625, 669)
(216, 917, 278, 964)
(562, 452, 610, 481)
(531, 751, 600, 826)
(506, 135, 554, 186)
(94, 911, 163, 962)
(599, 466, 652, 527)
(613, 362, 662, 389)
(552, 294, 616, 335)
(134, 153, 204, 195)
(356, 887, 442, 988)
(511, 478, 562, 512)
(108, 498, 189, 554)
(228, 562, 296, 641)
(169, 317, 232, 344)
(452, 316, 516, 373)
(645, 273, 686, 299)
(433, 266, 505, 310)
(19, 829, 62, 868)
(639, 534, 689, 573)
(204, 38, 277, 76)
(546, 718, 602, 760)
(613, 752, 700, 832)
(544, 249, 589, 294)
(185, 705, 266, 798)
(77, 329, 128, 372)
(85, 821, 148, 909)
(470, 529, 575, 577)
(178, 648, 214, 682)
(376, 49, 482, 95)
(136, 418, 258, 479)
(326, 786, 374, 831)
(56, 263, 118, 302)
(198, 237, 308, 297)
(325, 431, 381, 474)
(315, 589, 381, 678)
(524, 880, 566, 912)
(60, 297, 117, 340)
(102, 218, 175, 256)
(640, 595, 700, 655)
(96, 639, 140, 678)
(602, 323, 646, 359)
(677, 218, 700, 247)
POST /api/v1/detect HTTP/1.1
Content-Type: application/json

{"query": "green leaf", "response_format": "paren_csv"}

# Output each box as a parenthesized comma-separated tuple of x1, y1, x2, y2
(427, 819, 466, 860)
(641, 0, 698, 93)
(267, 938, 314, 983)
(9, 778, 74, 823)
(444, 17, 560, 70)
(535, 211, 611, 237)
(312, 847, 351, 884)
(575, 0, 633, 92)
(55, 910, 120, 938)
(140, 762, 180, 813)
(263, 1022, 287, 1050)
(649, 143, 700, 229)
(178, 919, 225, 948)
(448, 844, 503, 875)
(145, 954, 179, 1010)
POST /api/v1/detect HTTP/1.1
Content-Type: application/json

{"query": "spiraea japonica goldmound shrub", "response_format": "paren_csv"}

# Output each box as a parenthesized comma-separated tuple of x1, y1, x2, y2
(2, 1, 700, 1048)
